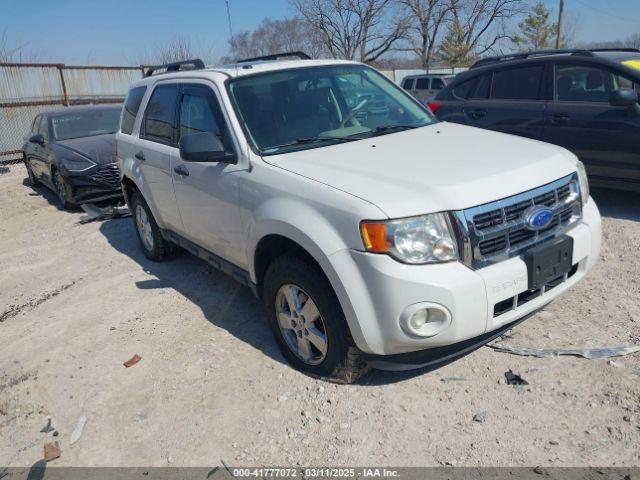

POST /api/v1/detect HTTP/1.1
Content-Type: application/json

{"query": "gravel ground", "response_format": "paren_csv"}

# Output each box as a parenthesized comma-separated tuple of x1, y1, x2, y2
(0, 163, 639, 467)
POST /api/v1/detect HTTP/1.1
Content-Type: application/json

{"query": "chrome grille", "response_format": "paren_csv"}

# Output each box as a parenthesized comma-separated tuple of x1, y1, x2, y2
(451, 174, 582, 269)
(90, 163, 121, 190)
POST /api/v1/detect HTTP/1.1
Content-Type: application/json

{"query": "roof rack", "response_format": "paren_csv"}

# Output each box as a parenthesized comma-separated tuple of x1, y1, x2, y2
(471, 49, 593, 68)
(145, 58, 205, 77)
(471, 47, 640, 69)
(589, 48, 640, 54)
(236, 51, 311, 63)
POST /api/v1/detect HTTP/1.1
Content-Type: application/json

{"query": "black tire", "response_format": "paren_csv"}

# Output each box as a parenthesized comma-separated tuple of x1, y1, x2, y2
(24, 157, 40, 186)
(129, 189, 176, 261)
(52, 169, 76, 210)
(263, 255, 369, 384)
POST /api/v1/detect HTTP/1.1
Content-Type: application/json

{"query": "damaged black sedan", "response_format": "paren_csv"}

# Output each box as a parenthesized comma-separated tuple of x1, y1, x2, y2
(23, 105, 123, 209)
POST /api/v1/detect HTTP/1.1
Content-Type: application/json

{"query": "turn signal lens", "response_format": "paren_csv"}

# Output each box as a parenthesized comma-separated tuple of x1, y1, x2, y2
(360, 222, 388, 253)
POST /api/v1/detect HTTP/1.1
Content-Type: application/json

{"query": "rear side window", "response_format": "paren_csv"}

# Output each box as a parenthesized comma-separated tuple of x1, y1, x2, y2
(472, 75, 491, 99)
(415, 78, 429, 90)
(491, 66, 543, 100)
(453, 77, 480, 99)
(431, 78, 445, 90)
(143, 84, 179, 144)
(121, 86, 147, 135)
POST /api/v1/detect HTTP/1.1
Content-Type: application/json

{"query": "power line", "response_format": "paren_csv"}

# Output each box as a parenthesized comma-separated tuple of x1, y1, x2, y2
(572, 0, 638, 24)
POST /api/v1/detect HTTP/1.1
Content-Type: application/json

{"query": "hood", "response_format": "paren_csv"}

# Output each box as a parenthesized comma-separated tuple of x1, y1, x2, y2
(55, 134, 116, 165)
(264, 122, 578, 218)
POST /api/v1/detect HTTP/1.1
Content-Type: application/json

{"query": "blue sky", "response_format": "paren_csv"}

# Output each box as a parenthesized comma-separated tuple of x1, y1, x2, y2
(1, 0, 639, 65)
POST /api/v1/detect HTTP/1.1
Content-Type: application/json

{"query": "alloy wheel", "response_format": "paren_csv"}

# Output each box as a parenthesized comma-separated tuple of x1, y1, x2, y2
(275, 284, 328, 365)
(135, 204, 154, 252)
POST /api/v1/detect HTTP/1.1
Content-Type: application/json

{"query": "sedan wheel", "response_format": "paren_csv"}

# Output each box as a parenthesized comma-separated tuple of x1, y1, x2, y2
(275, 283, 328, 365)
(53, 171, 74, 209)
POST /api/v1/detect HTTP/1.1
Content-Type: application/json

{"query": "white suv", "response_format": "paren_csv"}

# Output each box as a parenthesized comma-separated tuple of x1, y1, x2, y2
(116, 54, 601, 383)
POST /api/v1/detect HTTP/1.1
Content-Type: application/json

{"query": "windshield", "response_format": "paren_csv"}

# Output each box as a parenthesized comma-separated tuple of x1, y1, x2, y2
(52, 108, 121, 141)
(228, 65, 435, 155)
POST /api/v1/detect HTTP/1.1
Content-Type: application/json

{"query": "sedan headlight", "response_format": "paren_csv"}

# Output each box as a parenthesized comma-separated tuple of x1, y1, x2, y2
(61, 156, 96, 172)
(360, 213, 458, 264)
(575, 160, 590, 206)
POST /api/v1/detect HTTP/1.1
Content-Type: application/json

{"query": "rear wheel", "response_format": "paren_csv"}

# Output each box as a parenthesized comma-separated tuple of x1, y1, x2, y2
(129, 190, 176, 261)
(263, 255, 369, 383)
(52, 169, 76, 210)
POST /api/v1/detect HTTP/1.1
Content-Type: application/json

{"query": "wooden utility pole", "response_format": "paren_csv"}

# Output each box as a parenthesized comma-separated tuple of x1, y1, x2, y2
(555, 0, 564, 49)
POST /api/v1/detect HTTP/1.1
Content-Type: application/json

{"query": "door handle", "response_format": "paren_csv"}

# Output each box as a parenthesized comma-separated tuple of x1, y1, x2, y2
(551, 113, 569, 124)
(173, 164, 189, 177)
(468, 109, 486, 119)
(134, 151, 146, 161)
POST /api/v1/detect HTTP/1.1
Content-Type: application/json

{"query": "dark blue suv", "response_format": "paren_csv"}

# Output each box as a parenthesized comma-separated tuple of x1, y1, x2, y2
(432, 49, 640, 192)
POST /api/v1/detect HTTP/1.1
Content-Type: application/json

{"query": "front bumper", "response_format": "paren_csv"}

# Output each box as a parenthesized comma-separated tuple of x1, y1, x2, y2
(323, 198, 601, 362)
(63, 163, 123, 203)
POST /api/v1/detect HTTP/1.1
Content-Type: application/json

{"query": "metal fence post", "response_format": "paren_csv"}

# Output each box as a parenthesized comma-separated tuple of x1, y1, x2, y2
(57, 64, 69, 107)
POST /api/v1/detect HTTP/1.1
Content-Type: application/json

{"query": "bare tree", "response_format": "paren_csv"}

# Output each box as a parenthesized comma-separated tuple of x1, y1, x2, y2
(0, 28, 41, 63)
(291, 0, 408, 63)
(627, 33, 640, 49)
(224, 17, 327, 62)
(398, 0, 451, 68)
(440, 0, 525, 63)
(155, 35, 194, 64)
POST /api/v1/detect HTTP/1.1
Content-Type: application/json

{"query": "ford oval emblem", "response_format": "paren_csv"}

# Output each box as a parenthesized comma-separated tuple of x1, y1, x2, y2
(525, 207, 554, 230)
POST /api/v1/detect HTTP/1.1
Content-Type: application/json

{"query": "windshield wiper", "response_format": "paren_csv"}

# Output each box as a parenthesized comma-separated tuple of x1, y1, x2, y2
(263, 135, 359, 153)
(372, 124, 427, 134)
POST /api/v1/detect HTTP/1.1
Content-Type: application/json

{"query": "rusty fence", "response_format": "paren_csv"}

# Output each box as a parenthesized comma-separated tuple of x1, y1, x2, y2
(0, 62, 146, 163)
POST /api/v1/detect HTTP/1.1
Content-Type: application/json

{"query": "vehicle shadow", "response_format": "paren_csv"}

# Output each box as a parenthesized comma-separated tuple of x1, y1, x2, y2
(98, 218, 467, 385)
(98, 218, 286, 367)
(22, 176, 76, 212)
(590, 187, 640, 222)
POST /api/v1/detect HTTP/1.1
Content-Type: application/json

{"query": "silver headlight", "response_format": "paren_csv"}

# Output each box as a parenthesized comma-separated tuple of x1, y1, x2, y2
(575, 160, 590, 206)
(361, 213, 458, 264)
(61, 156, 96, 172)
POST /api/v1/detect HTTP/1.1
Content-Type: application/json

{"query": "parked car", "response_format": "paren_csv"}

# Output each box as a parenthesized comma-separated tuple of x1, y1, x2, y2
(401, 73, 454, 104)
(431, 48, 640, 192)
(117, 55, 600, 383)
(23, 105, 123, 208)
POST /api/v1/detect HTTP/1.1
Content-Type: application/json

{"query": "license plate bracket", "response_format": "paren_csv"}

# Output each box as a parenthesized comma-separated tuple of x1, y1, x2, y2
(523, 236, 574, 290)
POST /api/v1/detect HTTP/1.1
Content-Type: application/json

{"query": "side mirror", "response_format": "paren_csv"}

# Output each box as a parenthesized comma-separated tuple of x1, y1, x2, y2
(610, 89, 638, 107)
(179, 132, 236, 164)
(29, 134, 45, 146)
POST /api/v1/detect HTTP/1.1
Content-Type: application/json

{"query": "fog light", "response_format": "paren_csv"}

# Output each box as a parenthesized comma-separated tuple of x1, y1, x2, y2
(400, 303, 452, 338)
(409, 309, 428, 330)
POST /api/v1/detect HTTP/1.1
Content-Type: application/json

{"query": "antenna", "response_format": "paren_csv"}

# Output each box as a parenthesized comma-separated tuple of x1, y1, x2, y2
(225, 0, 237, 63)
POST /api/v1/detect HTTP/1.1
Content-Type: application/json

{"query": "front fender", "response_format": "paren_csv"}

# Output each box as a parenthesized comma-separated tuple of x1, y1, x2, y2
(247, 197, 377, 352)
(247, 198, 349, 279)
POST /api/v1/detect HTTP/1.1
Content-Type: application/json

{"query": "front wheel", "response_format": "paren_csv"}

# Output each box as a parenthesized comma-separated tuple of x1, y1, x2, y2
(129, 190, 176, 261)
(263, 255, 369, 383)
(53, 170, 76, 209)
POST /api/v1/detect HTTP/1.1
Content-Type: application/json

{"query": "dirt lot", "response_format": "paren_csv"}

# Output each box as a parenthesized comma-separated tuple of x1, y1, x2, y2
(1, 163, 639, 467)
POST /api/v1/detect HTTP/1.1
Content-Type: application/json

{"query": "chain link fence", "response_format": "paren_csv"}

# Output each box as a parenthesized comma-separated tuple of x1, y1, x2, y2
(0, 63, 145, 164)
